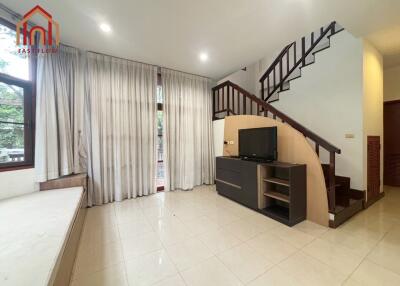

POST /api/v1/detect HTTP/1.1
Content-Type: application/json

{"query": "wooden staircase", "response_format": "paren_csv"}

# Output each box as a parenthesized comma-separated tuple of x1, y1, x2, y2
(212, 80, 364, 227)
(259, 21, 344, 103)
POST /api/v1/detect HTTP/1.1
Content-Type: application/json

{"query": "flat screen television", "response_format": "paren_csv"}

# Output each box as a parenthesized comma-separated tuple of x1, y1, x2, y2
(239, 127, 277, 161)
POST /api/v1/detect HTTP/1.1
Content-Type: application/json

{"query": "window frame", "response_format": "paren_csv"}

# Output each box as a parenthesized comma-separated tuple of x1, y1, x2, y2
(0, 17, 36, 172)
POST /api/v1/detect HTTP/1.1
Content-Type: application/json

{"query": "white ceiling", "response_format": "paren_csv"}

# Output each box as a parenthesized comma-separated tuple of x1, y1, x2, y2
(1, 0, 400, 79)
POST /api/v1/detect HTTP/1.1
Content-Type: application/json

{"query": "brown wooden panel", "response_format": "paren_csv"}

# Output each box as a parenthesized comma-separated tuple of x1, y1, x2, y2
(384, 100, 400, 186)
(40, 173, 88, 193)
(367, 136, 381, 201)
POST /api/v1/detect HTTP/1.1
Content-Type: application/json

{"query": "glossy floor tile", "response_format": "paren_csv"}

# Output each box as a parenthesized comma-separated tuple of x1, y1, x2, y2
(70, 185, 400, 286)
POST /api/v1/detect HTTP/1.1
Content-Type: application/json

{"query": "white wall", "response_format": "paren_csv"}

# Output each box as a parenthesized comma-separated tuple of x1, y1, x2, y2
(363, 41, 384, 194)
(213, 119, 225, 157)
(384, 65, 400, 102)
(218, 65, 257, 95)
(0, 168, 38, 200)
(271, 31, 365, 190)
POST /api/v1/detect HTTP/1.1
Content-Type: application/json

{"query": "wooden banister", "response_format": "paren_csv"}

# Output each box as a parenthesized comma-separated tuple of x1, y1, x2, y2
(215, 81, 340, 154)
(259, 21, 344, 102)
(259, 43, 293, 82)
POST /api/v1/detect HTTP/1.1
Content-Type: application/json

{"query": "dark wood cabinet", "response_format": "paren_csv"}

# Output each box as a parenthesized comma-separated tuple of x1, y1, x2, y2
(216, 157, 306, 226)
(216, 157, 259, 210)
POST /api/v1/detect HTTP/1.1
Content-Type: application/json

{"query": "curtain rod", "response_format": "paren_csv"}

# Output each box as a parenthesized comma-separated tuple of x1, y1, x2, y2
(0, 3, 36, 27)
(87, 50, 212, 80)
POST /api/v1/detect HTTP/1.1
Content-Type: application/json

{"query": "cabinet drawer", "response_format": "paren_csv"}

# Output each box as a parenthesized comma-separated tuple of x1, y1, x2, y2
(216, 157, 241, 172)
(216, 180, 242, 202)
(216, 168, 241, 187)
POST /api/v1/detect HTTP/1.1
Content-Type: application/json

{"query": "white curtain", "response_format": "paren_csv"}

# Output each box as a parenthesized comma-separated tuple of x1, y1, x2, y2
(85, 53, 158, 206)
(35, 45, 86, 182)
(161, 68, 214, 191)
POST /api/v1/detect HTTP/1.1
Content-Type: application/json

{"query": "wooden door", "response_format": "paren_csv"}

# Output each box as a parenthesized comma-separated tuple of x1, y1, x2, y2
(384, 100, 400, 186)
(367, 136, 381, 200)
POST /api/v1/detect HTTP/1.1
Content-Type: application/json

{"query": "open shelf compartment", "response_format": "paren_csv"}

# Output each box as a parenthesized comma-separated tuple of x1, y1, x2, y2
(264, 191, 290, 203)
(257, 162, 306, 226)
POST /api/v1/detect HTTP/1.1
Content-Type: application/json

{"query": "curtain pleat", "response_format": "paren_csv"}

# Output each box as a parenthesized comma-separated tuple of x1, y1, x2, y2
(85, 54, 158, 206)
(35, 45, 85, 182)
(36, 48, 213, 205)
(161, 68, 215, 191)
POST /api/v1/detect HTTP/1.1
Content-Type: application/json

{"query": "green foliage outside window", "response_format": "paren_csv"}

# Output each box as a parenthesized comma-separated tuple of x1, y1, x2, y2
(0, 58, 24, 149)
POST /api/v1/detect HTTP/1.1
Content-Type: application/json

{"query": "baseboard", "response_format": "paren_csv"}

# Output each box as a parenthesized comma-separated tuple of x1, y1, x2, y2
(364, 192, 385, 209)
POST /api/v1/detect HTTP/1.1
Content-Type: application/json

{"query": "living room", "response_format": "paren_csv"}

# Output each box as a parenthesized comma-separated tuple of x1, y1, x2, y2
(1, 1, 400, 285)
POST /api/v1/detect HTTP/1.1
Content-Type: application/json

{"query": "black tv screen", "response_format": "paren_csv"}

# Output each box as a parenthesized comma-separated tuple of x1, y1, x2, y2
(239, 127, 277, 161)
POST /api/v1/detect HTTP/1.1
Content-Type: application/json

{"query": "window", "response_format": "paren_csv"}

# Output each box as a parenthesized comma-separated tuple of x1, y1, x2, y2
(0, 19, 35, 170)
(156, 84, 165, 191)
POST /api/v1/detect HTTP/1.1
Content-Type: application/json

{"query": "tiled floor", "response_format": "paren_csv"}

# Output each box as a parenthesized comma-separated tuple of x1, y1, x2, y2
(70, 185, 400, 286)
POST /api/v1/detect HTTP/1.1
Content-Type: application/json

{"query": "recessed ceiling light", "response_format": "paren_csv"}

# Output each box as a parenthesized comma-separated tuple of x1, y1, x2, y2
(199, 52, 208, 62)
(100, 23, 112, 33)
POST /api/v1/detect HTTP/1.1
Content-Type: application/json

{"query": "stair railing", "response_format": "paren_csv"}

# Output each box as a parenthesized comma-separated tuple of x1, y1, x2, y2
(212, 80, 340, 213)
(259, 21, 343, 102)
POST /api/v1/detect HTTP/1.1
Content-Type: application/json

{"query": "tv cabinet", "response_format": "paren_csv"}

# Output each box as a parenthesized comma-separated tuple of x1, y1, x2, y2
(216, 157, 306, 226)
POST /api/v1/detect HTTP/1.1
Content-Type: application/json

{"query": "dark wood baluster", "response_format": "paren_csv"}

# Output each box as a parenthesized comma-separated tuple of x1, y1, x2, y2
(267, 77, 270, 100)
(212, 90, 216, 120)
(302, 37, 306, 66)
(273, 67, 276, 95)
(243, 93, 246, 114)
(273, 114, 276, 120)
(279, 58, 283, 91)
(311, 32, 314, 45)
(328, 152, 336, 212)
(231, 86, 234, 114)
(261, 81, 264, 101)
(293, 41, 297, 64)
(221, 87, 224, 112)
(331, 22, 335, 34)
(225, 86, 229, 116)
(250, 100, 253, 115)
(261, 81, 264, 100)
(315, 143, 320, 156)
(257, 103, 260, 116)
(286, 49, 290, 76)
(216, 89, 219, 113)
(320, 26, 323, 36)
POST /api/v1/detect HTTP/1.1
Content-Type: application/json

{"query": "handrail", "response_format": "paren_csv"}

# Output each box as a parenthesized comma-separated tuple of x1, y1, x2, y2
(259, 43, 293, 82)
(215, 80, 341, 154)
(259, 21, 341, 101)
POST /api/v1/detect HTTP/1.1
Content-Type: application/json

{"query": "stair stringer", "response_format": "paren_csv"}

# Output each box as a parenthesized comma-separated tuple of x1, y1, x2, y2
(223, 115, 329, 226)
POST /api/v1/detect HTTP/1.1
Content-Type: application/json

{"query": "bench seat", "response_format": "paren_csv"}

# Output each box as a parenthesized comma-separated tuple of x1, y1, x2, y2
(0, 187, 85, 286)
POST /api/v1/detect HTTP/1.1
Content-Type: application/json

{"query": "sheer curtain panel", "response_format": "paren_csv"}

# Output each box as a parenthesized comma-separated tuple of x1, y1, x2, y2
(35, 45, 85, 182)
(85, 53, 158, 205)
(161, 68, 214, 191)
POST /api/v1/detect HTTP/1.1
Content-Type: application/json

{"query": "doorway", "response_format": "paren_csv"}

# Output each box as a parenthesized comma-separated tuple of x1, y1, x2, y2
(384, 100, 400, 186)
